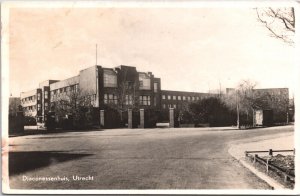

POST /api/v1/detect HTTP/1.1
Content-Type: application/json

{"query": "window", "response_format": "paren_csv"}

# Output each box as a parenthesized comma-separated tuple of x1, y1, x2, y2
(192, 96, 195, 101)
(44, 91, 48, 99)
(173, 95, 176, 100)
(37, 104, 41, 111)
(163, 104, 166, 109)
(154, 83, 158, 92)
(45, 102, 49, 110)
(173, 104, 176, 109)
(139, 73, 151, 90)
(183, 96, 186, 100)
(104, 70, 117, 87)
(139, 95, 151, 105)
(178, 96, 181, 100)
(75, 84, 79, 92)
(125, 95, 133, 105)
(104, 94, 118, 104)
(162, 95, 166, 100)
(168, 95, 171, 100)
(37, 93, 41, 101)
(104, 94, 108, 104)
(187, 96, 190, 101)
(50, 91, 54, 99)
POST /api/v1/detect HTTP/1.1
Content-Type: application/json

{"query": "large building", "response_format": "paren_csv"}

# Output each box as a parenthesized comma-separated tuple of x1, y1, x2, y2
(20, 65, 290, 125)
(20, 65, 212, 123)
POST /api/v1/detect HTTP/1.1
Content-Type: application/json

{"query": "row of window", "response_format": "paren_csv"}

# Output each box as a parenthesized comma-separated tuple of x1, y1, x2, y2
(22, 91, 50, 104)
(162, 104, 177, 109)
(23, 105, 36, 111)
(23, 103, 49, 112)
(103, 94, 152, 106)
(22, 94, 39, 103)
(162, 95, 202, 101)
(50, 84, 79, 97)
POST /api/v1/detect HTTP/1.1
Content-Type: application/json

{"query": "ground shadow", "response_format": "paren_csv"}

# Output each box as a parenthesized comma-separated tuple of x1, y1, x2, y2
(9, 151, 93, 176)
(9, 127, 107, 138)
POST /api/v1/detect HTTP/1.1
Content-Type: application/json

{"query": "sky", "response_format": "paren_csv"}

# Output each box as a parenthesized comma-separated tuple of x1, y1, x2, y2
(8, 6, 296, 97)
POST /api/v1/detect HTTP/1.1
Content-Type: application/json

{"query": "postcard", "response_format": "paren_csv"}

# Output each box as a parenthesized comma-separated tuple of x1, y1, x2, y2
(1, 0, 299, 195)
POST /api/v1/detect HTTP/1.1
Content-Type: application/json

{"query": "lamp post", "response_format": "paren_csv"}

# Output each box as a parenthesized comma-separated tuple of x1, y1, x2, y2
(236, 89, 240, 129)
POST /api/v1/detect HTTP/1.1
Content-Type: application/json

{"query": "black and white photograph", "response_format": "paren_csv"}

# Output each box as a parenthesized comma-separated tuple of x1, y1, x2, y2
(1, 0, 299, 194)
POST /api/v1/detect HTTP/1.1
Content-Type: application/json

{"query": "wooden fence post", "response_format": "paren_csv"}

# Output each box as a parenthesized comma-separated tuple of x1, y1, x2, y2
(269, 149, 273, 156)
(266, 158, 269, 173)
(253, 154, 258, 164)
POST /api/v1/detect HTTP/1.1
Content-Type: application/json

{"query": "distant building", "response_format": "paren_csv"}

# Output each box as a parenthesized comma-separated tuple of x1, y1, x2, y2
(226, 87, 289, 124)
(160, 90, 214, 110)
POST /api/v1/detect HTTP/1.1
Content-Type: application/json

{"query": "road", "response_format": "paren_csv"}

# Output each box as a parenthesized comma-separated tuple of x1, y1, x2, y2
(8, 125, 294, 189)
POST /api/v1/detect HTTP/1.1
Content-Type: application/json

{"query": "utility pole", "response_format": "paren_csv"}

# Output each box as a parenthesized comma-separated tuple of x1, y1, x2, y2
(95, 44, 98, 65)
(236, 89, 240, 129)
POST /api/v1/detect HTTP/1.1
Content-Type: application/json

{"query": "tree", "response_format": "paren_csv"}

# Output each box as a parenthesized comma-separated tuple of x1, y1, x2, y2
(224, 80, 258, 128)
(181, 97, 234, 127)
(104, 69, 141, 125)
(256, 7, 295, 44)
(50, 86, 95, 129)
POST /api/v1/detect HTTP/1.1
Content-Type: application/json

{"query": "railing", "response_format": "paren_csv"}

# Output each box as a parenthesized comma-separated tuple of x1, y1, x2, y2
(245, 149, 295, 156)
(245, 149, 295, 183)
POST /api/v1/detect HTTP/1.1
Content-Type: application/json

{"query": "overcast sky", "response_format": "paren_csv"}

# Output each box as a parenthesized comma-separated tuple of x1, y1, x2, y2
(9, 6, 295, 97)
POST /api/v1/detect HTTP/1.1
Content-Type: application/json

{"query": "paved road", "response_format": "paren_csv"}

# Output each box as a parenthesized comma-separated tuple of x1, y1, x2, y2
(8, 126, 293, 189)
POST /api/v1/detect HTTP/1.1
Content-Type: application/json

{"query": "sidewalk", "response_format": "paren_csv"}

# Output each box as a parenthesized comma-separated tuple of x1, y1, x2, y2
(228, 131, 294, 189)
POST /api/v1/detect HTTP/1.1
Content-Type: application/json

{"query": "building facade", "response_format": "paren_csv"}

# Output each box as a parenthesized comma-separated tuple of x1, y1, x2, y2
(20, 65, 290, 125)
(20, 65, 166, 123)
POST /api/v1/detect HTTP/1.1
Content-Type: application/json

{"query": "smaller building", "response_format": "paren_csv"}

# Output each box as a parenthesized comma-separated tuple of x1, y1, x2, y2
(161, 90, 213, 110)
(254, 109, 273, 127)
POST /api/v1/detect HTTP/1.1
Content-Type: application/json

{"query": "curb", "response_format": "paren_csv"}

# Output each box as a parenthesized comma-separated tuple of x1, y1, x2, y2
(228, 145, 286, 190)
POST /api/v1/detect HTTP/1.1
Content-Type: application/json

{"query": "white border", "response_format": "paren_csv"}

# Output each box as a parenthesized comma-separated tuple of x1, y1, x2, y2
(1, 0, 299, 195)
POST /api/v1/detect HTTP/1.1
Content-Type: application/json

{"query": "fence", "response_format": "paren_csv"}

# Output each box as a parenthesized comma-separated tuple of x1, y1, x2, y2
(245, 149, 295, 183)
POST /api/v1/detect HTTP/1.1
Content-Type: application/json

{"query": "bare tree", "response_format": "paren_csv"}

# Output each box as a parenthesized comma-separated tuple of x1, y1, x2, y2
(104, 68, 141, 124)
(51, 86, 95, 129)
(256, 7, 295, 44)
(223, 80, 258, 128)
